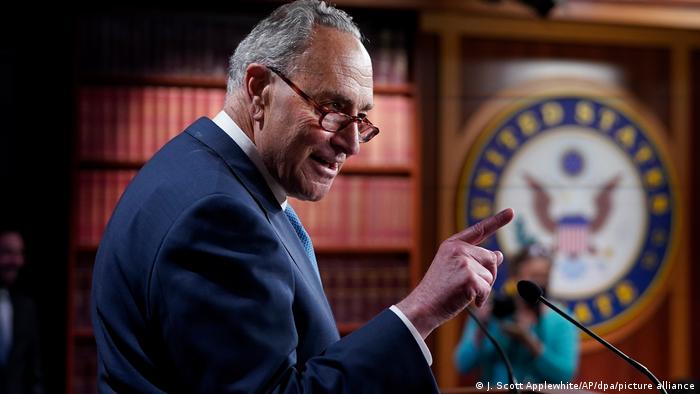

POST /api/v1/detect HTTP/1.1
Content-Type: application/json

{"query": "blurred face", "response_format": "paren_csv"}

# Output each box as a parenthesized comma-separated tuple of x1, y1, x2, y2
(514, 257, 551, 290)
(257, 26, 373, 201)
(0, 232, 25, 287)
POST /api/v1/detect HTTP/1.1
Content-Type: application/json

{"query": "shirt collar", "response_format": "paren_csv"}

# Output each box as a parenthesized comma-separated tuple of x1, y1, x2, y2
(212, 110, 288, 209)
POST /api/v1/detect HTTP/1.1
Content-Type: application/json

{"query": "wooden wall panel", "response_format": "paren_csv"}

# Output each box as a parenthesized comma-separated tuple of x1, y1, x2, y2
(454, 37, 674, 382)
(458, 38, 671, 134)
(422, 14, 697, 388)
(691, 49, 700, 381)
(575, 296, 671, 384)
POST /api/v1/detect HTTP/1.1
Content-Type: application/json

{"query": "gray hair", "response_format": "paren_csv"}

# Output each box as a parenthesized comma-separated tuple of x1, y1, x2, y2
(226, 0, 361, 95)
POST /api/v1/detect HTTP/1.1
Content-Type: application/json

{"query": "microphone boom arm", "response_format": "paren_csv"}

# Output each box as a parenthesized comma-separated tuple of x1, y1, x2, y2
(467, 307, 521, 394)
(536, 296, 668, 394)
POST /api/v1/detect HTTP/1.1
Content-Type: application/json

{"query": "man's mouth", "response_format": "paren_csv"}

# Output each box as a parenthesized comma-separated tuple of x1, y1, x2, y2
(311, 155, 340, 171)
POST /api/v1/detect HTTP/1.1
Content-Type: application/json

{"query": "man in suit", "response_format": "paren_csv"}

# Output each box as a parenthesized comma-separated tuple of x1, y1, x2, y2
(0, 228, 43, 394)
(92, 1, 513, 392)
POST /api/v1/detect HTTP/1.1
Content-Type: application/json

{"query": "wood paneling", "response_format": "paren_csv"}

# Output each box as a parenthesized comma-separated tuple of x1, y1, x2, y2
(576, 296, 671, 385)
(691, 49, 700, 381)
(458, 38, 671, 134)
(423, 13, 696, 388)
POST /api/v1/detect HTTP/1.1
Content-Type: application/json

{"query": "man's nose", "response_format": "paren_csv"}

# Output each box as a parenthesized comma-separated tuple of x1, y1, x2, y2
(331, 121, 360, 156)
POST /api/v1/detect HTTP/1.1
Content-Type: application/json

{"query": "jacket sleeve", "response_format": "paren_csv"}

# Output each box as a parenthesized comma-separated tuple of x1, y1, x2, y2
(149, 193, 437, 393)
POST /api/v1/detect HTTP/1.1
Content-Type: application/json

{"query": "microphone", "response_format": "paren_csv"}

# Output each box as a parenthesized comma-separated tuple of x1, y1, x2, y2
(466, 307, 520, 394)
(516, 280, 668, 394)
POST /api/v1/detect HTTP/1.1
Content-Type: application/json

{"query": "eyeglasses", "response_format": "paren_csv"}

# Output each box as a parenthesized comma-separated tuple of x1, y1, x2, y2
(267, 66, 379, 143)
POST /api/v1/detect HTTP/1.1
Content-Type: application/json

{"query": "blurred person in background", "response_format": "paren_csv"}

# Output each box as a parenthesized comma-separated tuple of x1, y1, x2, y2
(455, 244, 579, 385)
(0, 226, 43, 394)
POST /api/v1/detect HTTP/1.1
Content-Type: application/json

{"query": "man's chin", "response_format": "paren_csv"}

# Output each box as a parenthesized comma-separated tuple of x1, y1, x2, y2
(288, 181, 333, 202)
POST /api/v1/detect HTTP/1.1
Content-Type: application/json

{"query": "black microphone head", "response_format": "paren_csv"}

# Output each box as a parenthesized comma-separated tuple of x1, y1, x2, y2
(517, 280, 543, 304)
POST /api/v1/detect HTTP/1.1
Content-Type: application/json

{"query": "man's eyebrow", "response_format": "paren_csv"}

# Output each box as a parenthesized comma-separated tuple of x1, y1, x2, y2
(315, 90, 373, 112)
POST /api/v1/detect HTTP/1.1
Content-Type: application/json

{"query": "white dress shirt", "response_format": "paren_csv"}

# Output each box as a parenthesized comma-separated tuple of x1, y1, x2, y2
(212, 111, 432, 365)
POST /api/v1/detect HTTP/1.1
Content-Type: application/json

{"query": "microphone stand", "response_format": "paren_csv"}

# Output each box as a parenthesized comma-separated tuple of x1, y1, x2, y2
(467, 307, 521, 394)
(537, 296, 668, 394)
(517, 280, 668, 394)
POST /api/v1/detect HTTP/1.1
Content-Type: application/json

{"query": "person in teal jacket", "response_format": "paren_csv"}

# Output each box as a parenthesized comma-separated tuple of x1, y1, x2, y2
(454, 244, 579, 384)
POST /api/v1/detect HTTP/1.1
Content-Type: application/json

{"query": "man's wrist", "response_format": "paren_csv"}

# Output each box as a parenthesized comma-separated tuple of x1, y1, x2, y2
(395, 296, 439, 340)
(389, 305, 433, 366)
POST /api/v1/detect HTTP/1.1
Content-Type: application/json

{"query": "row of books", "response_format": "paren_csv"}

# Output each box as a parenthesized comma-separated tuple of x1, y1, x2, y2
(371, 28, 411, 85)
(73, 252, 95, 330)
(77, 86, 224, 163)
(77, 86, 415, 166)
(77, 14, 411, 84)
(76, 170, 136, 247)
(72, 340, 97, 394)
(319, 256, 410, 323)
(76, 172, 412, 248)
(363, 95, 414, 166)
(291, 176, 413, 246)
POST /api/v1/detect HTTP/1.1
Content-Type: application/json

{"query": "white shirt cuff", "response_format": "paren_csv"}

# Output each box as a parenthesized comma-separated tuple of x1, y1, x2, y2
(389, 305, 433, 366)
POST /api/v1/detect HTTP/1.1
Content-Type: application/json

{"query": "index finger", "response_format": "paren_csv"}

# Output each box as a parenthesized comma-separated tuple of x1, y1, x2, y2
(451, 208, 514, 245)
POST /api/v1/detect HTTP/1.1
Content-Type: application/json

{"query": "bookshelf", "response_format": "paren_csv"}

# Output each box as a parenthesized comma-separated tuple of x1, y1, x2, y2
(69, 8, 421, 394)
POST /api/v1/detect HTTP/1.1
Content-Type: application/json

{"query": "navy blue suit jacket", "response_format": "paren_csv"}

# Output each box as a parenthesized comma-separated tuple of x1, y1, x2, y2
(91, 118, 439, 393)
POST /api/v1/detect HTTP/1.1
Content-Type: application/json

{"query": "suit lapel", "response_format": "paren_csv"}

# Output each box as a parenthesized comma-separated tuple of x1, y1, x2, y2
(184, 118, 335, 323)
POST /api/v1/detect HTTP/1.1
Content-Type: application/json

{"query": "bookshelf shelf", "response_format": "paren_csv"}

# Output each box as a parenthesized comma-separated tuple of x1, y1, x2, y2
(337, 322, 363, 336)
(79, 160, 412, 176)
(374, 83, 414, 96)
(341, 165, 412, 176)
(76, 244, 412, 255)
(78, 74, 414, 96)
(76, 245, 98, 254)
(315, 245, 412, 254)
(74, 328, 94, 340)
(80, 74, 227, 89)
(79, 160, 144, 171)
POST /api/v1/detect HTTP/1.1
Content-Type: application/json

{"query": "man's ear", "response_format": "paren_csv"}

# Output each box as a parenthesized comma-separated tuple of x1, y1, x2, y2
(244, 63, 271, 123)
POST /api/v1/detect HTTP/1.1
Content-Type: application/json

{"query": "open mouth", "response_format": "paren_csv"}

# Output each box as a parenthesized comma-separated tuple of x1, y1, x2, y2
(311, 155, 339, 171)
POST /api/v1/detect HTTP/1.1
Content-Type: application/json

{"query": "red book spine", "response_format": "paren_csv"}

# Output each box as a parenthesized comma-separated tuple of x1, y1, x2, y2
(154, 87, 168, 154)
(142, 87, 155, 161)
(78, 88, 89, 160)
(99, 88, 110, 161)
(94, 171, 103, 247)
(78, 172, 88, 247)
(127, 88, 141, 163)
(116, 88, 128, 162)
(399, 96, 414, 165)
(209, 89, 225, 118)
(194, 88, 207, 120)
(166, 87, 179, 144)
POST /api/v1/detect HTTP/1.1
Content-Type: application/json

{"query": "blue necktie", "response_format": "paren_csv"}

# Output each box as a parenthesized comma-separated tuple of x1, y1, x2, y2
(284, 205, 321, 282)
